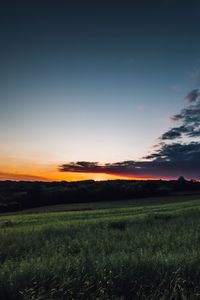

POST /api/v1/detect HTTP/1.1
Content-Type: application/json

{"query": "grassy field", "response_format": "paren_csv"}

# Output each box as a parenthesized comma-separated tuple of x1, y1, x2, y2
(0, 197, 200, 299)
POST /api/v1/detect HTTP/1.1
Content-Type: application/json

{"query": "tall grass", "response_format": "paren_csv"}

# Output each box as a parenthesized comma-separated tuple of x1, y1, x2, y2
(0, 199, 200, 299)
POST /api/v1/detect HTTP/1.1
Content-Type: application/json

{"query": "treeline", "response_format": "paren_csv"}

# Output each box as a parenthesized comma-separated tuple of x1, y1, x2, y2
(0, 178, 200, 212)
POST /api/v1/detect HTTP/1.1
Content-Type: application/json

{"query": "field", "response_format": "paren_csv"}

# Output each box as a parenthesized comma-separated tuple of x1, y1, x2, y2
(0, 197, 200, 299)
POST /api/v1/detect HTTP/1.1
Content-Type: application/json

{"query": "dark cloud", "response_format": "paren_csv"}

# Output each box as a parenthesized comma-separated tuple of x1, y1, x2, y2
(170, 114, 183, 121)
(59, 88, 200, 180)
(161, 89, 200, 140)
(161, 128, 182, 140)
(185, 89, 199, 102)
(60, 161, 139, 176)
(161, 126, 193, 140)
(60, 142, 200, 179)
(144, 142, 200, 162)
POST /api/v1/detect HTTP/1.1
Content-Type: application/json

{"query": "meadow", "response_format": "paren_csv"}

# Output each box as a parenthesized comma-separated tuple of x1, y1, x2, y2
(0, 197, 200, 299)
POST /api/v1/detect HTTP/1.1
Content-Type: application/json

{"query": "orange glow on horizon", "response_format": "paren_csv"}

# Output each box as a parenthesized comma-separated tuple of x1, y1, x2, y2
(0, 161, 173, 182)
(0, 169, 163, 182)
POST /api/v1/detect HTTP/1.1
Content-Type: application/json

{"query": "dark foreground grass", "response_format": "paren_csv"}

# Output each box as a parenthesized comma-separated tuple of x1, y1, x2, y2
(0, 199, 200, 299)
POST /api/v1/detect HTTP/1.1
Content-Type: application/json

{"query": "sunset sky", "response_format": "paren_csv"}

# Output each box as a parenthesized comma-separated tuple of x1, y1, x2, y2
(1, 0, 200, 181)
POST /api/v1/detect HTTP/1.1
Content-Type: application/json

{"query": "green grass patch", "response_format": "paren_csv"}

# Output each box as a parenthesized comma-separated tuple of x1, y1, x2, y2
(0, 198, 200, 299)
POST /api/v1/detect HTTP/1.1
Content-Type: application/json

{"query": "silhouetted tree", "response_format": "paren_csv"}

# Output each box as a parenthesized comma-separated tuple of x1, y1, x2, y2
(177, 176, 186, 182)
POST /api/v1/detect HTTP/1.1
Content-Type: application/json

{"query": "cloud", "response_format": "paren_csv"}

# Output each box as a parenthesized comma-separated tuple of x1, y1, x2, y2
(170, 114, 183, 121)
(160, 125, 193, 140)
(161, 89, 200, 140)
(0, 172, 48, 181)
(59, 88, 200, 180)
(144, 142, 200, 162)
(185, 89, 199, 102)
(60, 161, 139, 176)
(59, 142, 200, 179)
(161, 128, 182, 140)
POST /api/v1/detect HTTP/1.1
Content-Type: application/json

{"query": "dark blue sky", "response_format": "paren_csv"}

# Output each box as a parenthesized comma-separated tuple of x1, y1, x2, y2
(1, 0, 200, 180)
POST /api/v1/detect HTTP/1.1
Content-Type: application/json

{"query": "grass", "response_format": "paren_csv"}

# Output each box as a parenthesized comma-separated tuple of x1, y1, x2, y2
(0, 198, 200, 299)
(5, 192, 200, 215)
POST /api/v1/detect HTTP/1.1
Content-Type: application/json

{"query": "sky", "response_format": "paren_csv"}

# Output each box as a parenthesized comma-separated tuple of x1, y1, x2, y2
(1, 0, 200, 181)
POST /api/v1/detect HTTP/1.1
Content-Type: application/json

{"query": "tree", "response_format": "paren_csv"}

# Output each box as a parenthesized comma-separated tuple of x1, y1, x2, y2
(177, 176, 186, 182)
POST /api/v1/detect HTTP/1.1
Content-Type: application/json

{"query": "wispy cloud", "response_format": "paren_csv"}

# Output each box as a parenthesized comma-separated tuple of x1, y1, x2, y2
(185, 89, 199, 102)
(0, 172, 48, 181)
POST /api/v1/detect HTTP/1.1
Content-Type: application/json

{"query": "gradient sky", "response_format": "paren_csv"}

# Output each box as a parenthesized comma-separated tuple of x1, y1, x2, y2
(1, 0, 200, 181)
